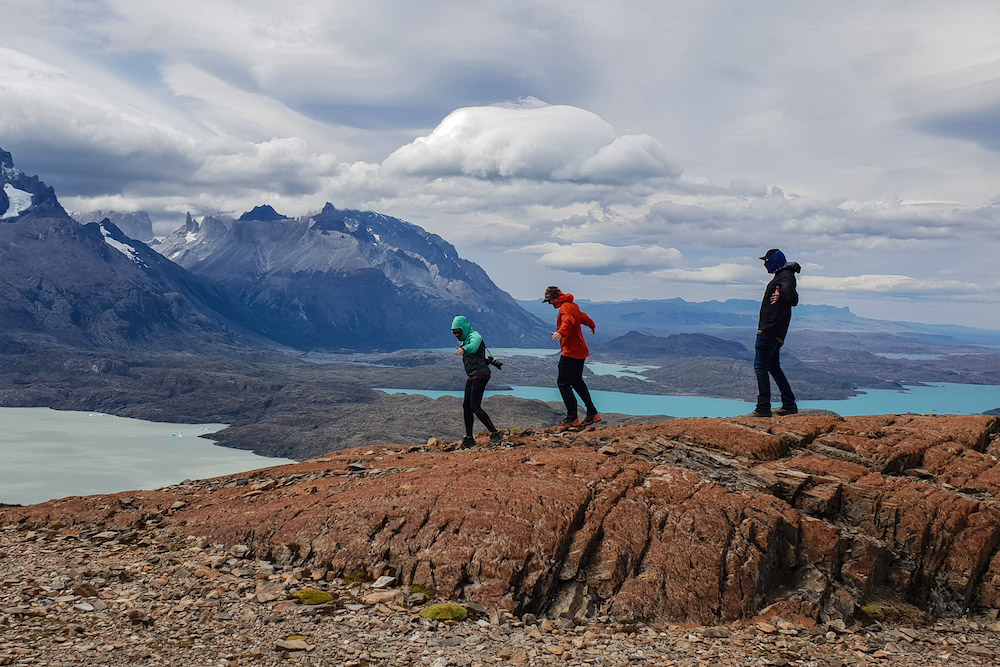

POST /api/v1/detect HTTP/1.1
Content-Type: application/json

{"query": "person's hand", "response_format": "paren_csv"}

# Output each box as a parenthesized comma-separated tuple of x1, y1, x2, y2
(589, 325, 596, 335)
(770, 286, 780, 305)
(551, 331, 562, 341)
(457, 347, 465, 356)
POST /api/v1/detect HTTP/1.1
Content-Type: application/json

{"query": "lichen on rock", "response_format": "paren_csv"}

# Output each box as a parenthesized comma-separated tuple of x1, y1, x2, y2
(291, 588, 333, 605)
(419, 603, 468, 621)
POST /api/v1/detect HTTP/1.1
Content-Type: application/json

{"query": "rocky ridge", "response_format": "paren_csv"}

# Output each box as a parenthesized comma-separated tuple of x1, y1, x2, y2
(6, 414, 1000, 628)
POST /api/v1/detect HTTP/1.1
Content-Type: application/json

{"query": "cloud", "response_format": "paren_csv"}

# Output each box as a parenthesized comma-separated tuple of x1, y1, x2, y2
(650, 263, 761, 284)
(519, 242, 682, 275)
(800, 274, 985, 296)
(382, 100, 679, 184)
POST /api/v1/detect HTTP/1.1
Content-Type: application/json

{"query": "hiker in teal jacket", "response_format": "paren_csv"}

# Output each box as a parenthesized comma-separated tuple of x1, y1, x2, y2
(452, 316, 502, 448)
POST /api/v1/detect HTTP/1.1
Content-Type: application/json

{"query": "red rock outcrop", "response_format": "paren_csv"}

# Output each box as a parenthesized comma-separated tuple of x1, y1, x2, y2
(3, 414, 1000, 626)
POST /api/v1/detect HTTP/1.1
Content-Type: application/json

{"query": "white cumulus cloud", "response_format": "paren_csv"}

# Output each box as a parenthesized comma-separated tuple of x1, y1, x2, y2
(382, 100, 679, 184)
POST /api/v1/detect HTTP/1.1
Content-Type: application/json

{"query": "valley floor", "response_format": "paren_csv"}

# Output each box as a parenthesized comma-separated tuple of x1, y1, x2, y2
(2, 523, 999, 666)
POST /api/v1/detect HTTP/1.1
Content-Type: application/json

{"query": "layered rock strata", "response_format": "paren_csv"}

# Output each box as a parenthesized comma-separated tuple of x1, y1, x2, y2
(4, 414, 1000, 626)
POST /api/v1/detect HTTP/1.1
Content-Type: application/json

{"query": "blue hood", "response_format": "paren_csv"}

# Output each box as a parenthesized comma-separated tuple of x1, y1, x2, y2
(764, 249, 786, 273)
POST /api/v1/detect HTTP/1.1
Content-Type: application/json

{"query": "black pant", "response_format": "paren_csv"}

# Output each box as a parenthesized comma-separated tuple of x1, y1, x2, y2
(557, 355, 596, 419)
(754, 332, 795, 412)
(463, 376, 497, 436)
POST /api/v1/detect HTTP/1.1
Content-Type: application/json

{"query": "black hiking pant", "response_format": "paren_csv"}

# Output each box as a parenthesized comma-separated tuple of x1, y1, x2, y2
(463, 375, 497, 437)
(557, 355, 597, 420)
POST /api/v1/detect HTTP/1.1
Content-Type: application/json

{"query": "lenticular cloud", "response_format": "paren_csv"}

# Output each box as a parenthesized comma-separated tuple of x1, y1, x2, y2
(382, 100, 678, 184)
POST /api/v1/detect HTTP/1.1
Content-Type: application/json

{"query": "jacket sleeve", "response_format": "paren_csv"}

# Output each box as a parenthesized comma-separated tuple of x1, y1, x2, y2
(462, 330, 483, 354)
(777, 274, 798, 306)
(580, 310, 596, 330)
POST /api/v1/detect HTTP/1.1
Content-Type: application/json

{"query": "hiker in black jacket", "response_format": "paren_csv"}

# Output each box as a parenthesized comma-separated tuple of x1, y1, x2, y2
(750, 249, 802, 417)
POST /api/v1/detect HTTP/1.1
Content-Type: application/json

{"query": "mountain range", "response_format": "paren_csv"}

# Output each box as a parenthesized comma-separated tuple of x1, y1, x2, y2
(156, 204, 547, 349)
(0, 147, 546, 352)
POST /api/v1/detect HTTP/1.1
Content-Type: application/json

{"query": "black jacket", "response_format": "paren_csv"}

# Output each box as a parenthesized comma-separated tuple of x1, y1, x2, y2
(758, 262, 801, 340)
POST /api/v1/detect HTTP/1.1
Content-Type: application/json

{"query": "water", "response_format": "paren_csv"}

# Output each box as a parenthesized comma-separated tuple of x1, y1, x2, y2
(376, 382, 1000, 418)
(0, 408, 294, 506)
(585, 362, 659, 380)
(875, 353, 943, 361)
(432, 347, 559, 358)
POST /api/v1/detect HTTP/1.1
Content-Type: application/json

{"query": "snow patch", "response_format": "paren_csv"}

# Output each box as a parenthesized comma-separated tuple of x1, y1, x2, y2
(1, 183, 32, 219)
(100, 224, 148, 268)
(185, 231, 198, 243)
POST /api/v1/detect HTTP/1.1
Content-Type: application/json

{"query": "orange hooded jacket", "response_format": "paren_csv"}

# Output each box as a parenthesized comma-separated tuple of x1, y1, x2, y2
(554, 293, 595, 360)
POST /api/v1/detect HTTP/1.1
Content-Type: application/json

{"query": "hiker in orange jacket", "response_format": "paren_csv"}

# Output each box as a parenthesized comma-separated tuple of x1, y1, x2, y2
(543, 286, 601, 426)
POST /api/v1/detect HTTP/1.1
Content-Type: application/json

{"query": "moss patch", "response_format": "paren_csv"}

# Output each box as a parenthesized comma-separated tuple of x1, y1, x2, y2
(419, 603, 468, 621)
(343, 569, 372, 585)
(411, 583, 436, 596)
(856, 588, 933, 627)
(291, 588, 334, 605)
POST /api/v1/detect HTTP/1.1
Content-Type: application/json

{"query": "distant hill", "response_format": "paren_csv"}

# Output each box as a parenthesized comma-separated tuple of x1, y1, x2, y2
(597, 331, 752, 362)
(156, 203, 550, 350)
(519, 298, 1000, 348)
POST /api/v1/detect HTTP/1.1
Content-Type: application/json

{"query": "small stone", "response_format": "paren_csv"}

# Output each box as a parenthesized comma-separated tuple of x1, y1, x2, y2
(364, 590, 398, 605)
(702, 627, 730, 638)
(73, 582, 99, 597)
(371, 575, 396, 589)
(275, 639, 314, 652)
(427, 437, 439, 447)
(597, 445, 617, 456)
(540, 618, 554, 632)
(756, 622, 777, 634)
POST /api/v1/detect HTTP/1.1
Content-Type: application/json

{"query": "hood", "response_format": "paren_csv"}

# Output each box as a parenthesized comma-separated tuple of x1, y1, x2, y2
(764, 249, 786, 273)
(451, 315, 472, 340)
(778, 262, 801, 274)
(555, 293, 576, 307)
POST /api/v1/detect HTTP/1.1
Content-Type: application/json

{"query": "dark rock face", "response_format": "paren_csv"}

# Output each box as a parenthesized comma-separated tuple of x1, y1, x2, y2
(238, 205, 288, 222)
(70, 210, 155, 242)
(9, 414, 1000, 625)
(156, 203, 549, 350)
(1, 147, 69, 221)
(0, 217, 251, 349)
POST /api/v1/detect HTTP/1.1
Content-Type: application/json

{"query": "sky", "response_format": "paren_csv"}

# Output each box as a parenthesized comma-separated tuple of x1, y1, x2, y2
(2, 1, 1000, 329)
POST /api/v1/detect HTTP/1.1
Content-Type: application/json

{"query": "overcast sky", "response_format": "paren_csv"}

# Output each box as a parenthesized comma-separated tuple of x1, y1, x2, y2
(3, 1, 1000, 328)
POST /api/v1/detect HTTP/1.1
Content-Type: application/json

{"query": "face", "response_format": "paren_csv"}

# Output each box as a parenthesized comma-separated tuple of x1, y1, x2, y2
(452, 328, 463, 339)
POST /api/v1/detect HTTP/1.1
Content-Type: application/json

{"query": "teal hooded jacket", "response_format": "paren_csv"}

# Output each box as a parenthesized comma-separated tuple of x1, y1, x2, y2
(452, 315, 490, 377)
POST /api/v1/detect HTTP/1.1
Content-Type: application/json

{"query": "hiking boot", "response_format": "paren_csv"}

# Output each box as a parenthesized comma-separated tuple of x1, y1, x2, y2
(559, 417, 581, 427)
(582, 411, 602, 426)
(460, 436, 476, 449)
(747, 410, 772, 418)
(774, 405, 798, 415)
(489, 430, 505, 444)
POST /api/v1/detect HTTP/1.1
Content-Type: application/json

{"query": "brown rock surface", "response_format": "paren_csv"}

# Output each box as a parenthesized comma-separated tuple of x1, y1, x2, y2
(4, 414, 1000, 627)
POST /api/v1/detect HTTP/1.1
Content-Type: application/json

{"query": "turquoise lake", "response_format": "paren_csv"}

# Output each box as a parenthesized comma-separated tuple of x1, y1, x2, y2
(376, 382, 1000, 418)
(0, 408, 293, 506)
